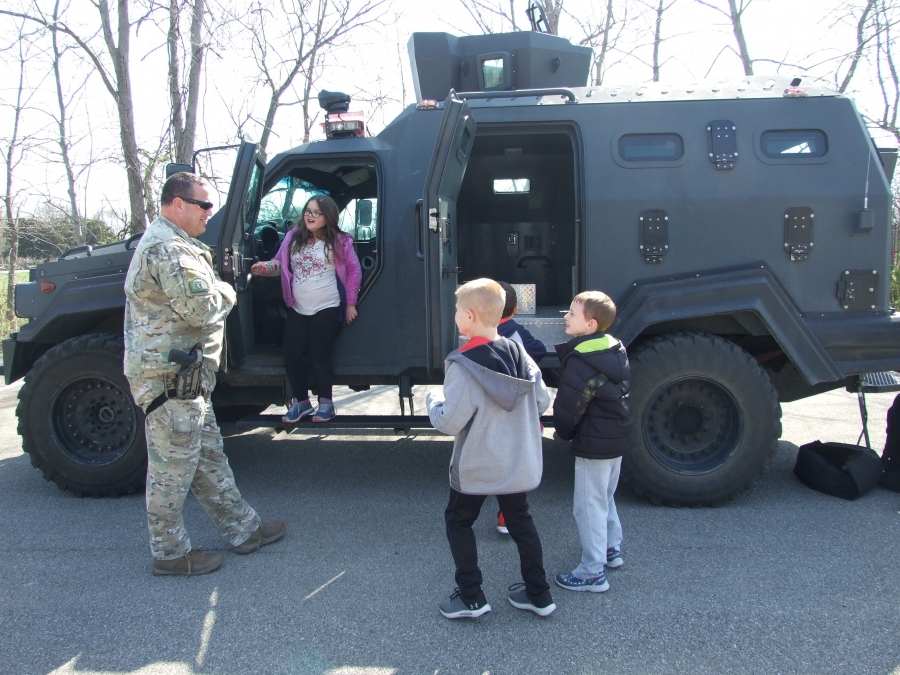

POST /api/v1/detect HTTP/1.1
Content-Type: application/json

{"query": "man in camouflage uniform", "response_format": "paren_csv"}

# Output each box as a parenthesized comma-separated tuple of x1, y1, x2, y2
(125, 172, 285, 576)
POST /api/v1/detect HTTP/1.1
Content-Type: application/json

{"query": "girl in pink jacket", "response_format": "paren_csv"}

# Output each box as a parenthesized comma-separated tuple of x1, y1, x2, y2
(251, 195, 362, 423)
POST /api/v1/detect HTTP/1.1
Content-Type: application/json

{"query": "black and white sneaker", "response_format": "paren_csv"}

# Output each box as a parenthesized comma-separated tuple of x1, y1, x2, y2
(507, 583, 557, 617)
(439, 588, 491, 619)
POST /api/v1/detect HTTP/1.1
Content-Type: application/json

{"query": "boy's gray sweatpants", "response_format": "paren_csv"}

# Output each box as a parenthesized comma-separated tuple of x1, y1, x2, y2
(572, 456, 623, 579)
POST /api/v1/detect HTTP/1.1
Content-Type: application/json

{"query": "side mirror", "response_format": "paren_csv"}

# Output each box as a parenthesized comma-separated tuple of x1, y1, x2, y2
(166, 163, 194, 178)
(357, 199, 373, 227)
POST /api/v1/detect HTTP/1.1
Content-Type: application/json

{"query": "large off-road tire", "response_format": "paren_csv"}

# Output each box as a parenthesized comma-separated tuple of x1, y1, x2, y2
(623, 332, 782, 506)
(17, 334, 147, 497)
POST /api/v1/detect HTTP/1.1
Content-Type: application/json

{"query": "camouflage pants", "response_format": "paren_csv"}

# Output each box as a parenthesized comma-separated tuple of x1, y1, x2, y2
(145, 395, 260, 560)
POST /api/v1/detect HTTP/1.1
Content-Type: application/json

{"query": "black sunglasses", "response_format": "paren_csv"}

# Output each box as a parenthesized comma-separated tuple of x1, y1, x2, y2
(179, 196, 214, 210)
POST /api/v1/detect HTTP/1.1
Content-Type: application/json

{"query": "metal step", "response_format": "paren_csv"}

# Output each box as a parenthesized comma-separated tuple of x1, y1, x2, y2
(236, 413, 557, 432)
(847, 371, 900, 393)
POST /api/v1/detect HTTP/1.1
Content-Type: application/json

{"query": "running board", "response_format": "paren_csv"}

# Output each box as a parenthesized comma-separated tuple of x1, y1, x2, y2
(236, 414, 556, 432)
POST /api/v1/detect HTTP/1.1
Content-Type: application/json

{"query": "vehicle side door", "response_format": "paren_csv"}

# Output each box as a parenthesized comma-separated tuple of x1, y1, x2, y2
(422, 96, 476, 374)
(216, 140, 266, 366)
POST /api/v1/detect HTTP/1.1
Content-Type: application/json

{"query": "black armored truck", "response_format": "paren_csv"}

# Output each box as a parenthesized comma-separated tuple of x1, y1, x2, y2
(6, 27, 900, 505)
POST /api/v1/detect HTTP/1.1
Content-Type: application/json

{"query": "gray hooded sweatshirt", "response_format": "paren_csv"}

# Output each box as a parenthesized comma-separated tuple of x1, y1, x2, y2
(426, 337, 551, 495)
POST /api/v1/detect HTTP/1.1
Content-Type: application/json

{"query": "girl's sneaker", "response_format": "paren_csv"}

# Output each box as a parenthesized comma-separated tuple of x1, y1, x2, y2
(606, 547, 624, 568)
(312, 401, 336, 423)
(554, 571, 610, 593)
(496, 511, 509, 534)
(282, 398, 313, 424)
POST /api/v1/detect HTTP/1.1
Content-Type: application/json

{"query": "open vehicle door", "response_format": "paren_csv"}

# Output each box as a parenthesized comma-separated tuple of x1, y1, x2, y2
(422, 94, 477, 375)
(216, 140, 266, 365)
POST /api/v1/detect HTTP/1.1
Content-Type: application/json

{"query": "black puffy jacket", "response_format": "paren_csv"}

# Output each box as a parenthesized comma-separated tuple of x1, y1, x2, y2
(553, 333, 634, 460)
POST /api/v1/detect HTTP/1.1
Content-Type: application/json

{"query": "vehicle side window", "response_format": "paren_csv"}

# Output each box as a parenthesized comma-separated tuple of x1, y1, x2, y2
(760, 130, 828, 157)
(493, 178, 531, 194)
(618, 133, 684, 162)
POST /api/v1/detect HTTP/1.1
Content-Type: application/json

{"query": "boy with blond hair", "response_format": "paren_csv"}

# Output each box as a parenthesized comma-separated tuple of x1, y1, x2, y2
(553, 291, 634, 593)
(427, 278, 555, 619)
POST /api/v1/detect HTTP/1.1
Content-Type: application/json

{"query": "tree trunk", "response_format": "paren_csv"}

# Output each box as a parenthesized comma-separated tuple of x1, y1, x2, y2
(652, 0, 664, 82)
(181, 0, 205, 164)
(99, 0, 147, 234)
(592, 0, 615, 86)
(167, 0, 185, 162)
(727, 0, 753, 76)
(51, 7, 84, 247)
(839, 0, 876, 94)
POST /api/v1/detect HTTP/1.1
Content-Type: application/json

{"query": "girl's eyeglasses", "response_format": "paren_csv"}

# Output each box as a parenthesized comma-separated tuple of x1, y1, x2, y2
(304, 209, 324, 218)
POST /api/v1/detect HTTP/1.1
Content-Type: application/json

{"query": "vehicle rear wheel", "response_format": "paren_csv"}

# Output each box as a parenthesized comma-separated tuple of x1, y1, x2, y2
(623, 332, 782, 506)
(17, 334, 147, 497)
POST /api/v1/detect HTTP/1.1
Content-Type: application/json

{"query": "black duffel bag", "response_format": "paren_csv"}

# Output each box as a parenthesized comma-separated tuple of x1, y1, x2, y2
(793, 441, 884, 500)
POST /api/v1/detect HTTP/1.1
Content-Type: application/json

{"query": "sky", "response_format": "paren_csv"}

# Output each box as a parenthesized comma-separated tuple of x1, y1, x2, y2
(0, 0, 893, 225)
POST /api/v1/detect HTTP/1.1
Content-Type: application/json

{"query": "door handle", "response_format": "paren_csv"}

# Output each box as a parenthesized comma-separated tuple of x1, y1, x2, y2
(517, 256, 552, 268)
(415, 199, 425, 261)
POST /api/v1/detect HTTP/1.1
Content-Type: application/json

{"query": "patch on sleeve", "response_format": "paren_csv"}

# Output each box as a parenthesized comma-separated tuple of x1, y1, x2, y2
(186, 272, 211, 295)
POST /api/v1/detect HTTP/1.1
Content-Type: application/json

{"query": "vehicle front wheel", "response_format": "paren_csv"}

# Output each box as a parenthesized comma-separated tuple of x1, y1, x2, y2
(17, 334, 147, 497)
(623, 332, 782, 506)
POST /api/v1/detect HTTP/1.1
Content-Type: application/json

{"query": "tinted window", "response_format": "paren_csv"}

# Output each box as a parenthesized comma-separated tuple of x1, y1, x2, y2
(760, 130, 828, 157)
(483, 59, 504, 89)
(493, 178, 531, 194)
(619, 134, 684, 161)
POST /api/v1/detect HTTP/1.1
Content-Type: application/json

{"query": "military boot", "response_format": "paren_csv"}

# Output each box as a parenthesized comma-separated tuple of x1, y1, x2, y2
(233, 520, 286, 554)
(152, 549, 223, 576)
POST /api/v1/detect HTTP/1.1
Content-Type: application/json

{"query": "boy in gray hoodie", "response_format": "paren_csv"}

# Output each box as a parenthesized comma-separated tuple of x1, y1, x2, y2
(426, 278, 555, 619)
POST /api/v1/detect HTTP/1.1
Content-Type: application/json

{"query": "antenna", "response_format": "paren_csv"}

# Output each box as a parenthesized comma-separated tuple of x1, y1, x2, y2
(864, 153, 871, 210)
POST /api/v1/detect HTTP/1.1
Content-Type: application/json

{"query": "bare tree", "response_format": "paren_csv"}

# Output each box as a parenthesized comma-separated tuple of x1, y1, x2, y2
(241, 0, 386, 153)
(696, 0, 754, 76)
(1, 0, 149, 234)
(167, 0, 205, 164)
(456, 0, 519, 33)
(569, 0, 630, 86)
(49, 0, 85, 246)
(837, 0, 877, 93)
(0, 25, 42, 325)
(641, 0, 679, 81)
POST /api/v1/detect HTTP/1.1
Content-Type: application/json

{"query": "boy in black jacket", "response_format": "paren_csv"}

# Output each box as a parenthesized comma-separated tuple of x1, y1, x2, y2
(553, 291, 634, 593)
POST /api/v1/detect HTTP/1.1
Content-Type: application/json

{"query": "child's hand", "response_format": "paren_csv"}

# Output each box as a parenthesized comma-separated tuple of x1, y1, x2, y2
(346, 305, 358, 323)
(250, 261, 266, 276)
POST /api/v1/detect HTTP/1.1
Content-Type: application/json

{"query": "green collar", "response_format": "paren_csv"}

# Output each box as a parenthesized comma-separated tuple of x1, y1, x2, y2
(573, 334, 620, 354)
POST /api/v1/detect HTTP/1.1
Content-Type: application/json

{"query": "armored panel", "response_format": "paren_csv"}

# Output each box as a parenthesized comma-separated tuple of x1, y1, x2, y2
(639, 210, 668, 264)
(408, 31, 591, 101)
(708, 120, 737, 170)
(837, 270, 878, 310)
(784, 207, 813, 261)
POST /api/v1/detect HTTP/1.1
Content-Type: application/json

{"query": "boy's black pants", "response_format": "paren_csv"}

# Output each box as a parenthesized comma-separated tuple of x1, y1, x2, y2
(445, 488, 552, 605)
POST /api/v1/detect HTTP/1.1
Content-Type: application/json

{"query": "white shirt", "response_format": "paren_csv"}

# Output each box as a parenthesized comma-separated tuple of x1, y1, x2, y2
(290, 239, 341, 315)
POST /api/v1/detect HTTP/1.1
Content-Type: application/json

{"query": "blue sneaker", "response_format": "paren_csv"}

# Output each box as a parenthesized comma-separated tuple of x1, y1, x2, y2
(282, 398, 313, 424)
(555, 571, 610, 593)
(606, 547, 624, 569)
(312, 401, 336, 423)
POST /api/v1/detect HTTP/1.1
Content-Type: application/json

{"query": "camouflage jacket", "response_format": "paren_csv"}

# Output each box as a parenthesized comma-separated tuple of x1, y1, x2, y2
(124, 215, 236, 408)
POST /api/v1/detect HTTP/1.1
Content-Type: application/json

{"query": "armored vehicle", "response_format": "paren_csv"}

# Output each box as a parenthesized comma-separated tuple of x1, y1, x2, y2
(6, 27, 900, 505)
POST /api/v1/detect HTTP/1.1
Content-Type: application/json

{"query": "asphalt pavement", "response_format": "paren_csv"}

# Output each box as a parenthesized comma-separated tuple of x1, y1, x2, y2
(0, 381, 898, 675)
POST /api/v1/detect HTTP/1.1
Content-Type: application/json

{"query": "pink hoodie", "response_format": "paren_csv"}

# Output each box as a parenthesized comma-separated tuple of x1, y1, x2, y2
(273, 228, 362, 318)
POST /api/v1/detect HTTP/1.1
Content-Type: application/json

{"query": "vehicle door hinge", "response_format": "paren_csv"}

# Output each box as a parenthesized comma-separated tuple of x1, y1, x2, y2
(428, 208, 439, 232)
(639, 210, 668, 264)
(784, 207, 813, 261)
(708, 120, 737, 171)
(442, 266, 462, 277)
(837, 269, 878, 310)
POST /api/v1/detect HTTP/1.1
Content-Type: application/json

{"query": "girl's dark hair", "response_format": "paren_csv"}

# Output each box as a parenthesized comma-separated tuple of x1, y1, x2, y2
(289, 194, 343, 261)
